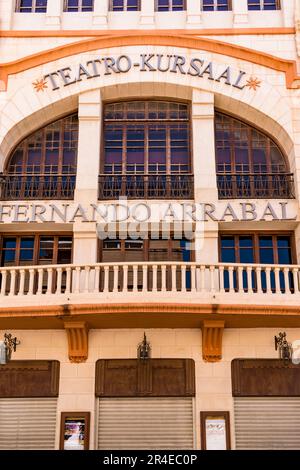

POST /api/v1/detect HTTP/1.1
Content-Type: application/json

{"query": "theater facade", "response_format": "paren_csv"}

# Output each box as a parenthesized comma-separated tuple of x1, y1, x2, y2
(1, 0, 300, 451)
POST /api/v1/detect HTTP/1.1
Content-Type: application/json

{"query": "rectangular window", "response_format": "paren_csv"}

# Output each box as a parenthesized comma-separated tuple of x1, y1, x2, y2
(0, 235, 73, 267)
(220, 234, 293, 265)
(220, 233, 294, 292)
(109, 0, 141, 11)
(16, 0, 47, 13)
(201, 0, 232, 11)
(248, 0, 281, 10)
(64, 0, 94, 12)
(155, 0, 186, 12)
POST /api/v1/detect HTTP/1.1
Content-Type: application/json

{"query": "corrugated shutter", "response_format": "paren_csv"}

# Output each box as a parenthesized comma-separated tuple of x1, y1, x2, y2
(98, 397, 194, 450)
(234, 397, 300, 450)
(0, 398, 57, 450)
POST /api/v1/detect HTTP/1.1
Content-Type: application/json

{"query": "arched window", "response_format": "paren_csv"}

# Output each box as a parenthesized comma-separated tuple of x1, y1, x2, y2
(215, 112, 294, 199)
(2, 114, 78, 200)
(100, 101, 193, 199)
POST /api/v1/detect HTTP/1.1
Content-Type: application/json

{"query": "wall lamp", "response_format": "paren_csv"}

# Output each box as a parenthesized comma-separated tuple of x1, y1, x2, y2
(275, 332, 292, 364)
(137, 333, 151, 360)
(0, 333, 20, 365)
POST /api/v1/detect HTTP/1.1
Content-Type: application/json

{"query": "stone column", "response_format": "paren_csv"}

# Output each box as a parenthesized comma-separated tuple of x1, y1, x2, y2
(46, 0, 62, 28)
(73, 89, 102, 265)
(0, 0, 14, 29)
(187, 0, 202, 27)
(281, 0, 296, 27)
(140, 0, 155, 27)
(93, 0, 108, 27)
(192, 89, 218, 264)
(232, 0, 248, 25)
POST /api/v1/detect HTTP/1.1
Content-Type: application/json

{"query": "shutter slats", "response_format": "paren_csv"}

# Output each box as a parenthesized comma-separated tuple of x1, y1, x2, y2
(98, 397, 194, 450)
(234, 397, 300, 450)
(0, 398, 57, 450)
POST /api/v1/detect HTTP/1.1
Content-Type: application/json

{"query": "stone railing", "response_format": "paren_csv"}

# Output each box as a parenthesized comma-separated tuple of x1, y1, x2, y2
(1, 262, 300, 307)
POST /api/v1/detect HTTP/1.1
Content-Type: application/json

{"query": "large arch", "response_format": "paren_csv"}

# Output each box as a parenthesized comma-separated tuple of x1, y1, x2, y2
(0, 82, 295, 173)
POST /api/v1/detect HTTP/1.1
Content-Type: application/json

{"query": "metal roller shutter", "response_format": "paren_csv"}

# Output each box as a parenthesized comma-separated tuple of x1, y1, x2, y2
(98, 397, 194, 450)
(234, 397, 300, 450)
(0, 398, 57, 450)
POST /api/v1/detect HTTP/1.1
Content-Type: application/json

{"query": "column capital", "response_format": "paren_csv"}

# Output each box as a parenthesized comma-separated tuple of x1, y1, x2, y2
(140, 0, 155, 27)
(232, 0, 248, 25)
(187, 0, 202, 27)
(46, 0, 62, 27)
(93, 0, 108, 26)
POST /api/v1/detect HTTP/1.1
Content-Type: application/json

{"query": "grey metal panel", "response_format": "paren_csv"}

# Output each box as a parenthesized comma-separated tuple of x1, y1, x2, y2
(234, 397, 300, 450)
(0, 398, 57, 450)
(98, 397, 194, 450)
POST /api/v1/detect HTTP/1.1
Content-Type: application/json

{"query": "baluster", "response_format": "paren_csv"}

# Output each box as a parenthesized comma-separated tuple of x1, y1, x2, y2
(210, 266, 215, 293)
(161, 265, 167, 292)
(46, 268, 53, 295)
(18, 269, 25, 296)
(181, 265, 186, 292)
(283, 267, 290, 294)
(93, 266, 100, 293)
(65, 267, 72, 294)
(73, 266, 81, 294)
(122, 265, 128, 292)
(55, 267, 62, 295)
(8, 270, 16, 297)
(103, 266, 109, 293)
(113, 265, 119, 292)
(200, 266, 205, 292)
(274, 267, 280, 294)
(191, 265, 196, 293)
(37, 268, 43, 295)
(293, 268, 299, 294)
(133, 265, 138, 292)
(0, 270, 7, 296)
(256, 267, 262, 294)
(228, 266, 235, 293)
(238, 266, 243, 293)
(265, 267, 271, 294)
(171, 265, 177, 292)
(142, 265, 148, 292)
(28, 268, 35, 295)
(247, 266, 253, 294)
(84, 266, 90, 293)
(219, 266, 225, 293)
(195, 267, 201, 292)
(152, 265, 157, 292)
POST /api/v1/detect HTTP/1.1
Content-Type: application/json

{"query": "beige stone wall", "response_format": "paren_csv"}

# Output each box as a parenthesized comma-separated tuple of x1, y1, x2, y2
(2, 327, 300, 449)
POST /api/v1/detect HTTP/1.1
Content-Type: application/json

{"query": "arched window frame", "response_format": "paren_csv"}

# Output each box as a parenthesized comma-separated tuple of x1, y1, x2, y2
(215, 110, 294, 199)
(100, 100, 194, 200)
(3, 114, 78, 200)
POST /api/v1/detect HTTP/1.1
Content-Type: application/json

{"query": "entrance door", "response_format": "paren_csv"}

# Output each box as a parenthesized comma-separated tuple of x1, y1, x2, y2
(95, 359, 195, 450)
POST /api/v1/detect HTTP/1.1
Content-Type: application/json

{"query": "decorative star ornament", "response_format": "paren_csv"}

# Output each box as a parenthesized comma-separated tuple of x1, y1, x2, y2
(32, 78, 48, 92)
(246, 77, 261, 91)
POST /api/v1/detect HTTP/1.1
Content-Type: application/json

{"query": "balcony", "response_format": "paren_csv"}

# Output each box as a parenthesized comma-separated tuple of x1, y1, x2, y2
(1, 261, 300, 310)
(98, 174, 194, 200)
(217, 173, 295, 199)
(0, 174, 76, 200)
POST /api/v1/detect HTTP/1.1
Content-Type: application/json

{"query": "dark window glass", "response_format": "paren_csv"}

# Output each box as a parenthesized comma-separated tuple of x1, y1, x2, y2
(1, 236, 73, 267)
(110, 0, 140, 11)
(202, 0, 231, 11)
(248, 0, 280, 10)
(156, 0, 186, 11)
(16, 0, 47, 13)
(103, 101, 190, 176)
(64, 0, 94, 12)
(215, 112, 292, 199)
(5, 115, 78, 199)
